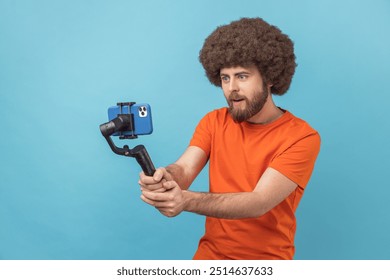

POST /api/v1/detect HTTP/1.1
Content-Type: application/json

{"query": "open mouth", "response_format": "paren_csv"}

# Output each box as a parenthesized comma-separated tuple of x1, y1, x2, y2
(228, 93, 246, 107)
(229, 93, 246, 102)
(230, 98, 245, 105)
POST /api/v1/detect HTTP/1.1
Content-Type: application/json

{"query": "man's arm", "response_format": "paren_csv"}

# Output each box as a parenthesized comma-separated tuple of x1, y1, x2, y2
(141, 167, 298, 219)
(139, 146, 208, 191)
(166, 146, 208, 190)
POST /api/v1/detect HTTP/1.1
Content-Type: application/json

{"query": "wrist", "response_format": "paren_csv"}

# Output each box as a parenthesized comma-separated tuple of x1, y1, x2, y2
(165, 164, 180, 181)
(182, 190, 194, 212)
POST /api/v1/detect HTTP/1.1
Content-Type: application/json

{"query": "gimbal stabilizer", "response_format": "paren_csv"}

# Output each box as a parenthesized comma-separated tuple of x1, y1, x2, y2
(99, 102, 156, 176)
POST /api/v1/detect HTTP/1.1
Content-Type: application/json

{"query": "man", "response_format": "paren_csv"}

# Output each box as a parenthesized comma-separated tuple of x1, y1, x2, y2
(139, 18, 320, 260)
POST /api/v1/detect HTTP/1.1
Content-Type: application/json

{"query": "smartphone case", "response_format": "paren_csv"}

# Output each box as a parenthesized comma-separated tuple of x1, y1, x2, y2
(108, 103, 153, 136)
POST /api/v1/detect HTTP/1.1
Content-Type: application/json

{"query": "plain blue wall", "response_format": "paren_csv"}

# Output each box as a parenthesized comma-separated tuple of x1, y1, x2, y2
(1, 0, 389, 260)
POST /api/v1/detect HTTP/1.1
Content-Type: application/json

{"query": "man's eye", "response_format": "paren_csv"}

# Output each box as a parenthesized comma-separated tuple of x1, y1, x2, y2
(221, 76, 229, 82)
(238, 75, 248, 80)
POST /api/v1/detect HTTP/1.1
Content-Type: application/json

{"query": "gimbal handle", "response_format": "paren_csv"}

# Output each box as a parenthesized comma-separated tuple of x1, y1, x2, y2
(131, 145, 156, 176)
(99, 116, 156, 176)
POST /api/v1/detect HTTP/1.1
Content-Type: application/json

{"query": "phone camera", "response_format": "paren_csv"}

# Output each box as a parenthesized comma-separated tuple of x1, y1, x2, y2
(138, 106, 147, 117)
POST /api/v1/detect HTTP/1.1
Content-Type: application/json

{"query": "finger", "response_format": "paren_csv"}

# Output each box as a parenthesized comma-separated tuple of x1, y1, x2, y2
(140, 194, 156, 206)
(152, 168, 172, 181)
(153, 201, 174, 208)
(140, 186, 166, 193)
(140, 169, 163, 184)
(152, 168, 166, 182)
(141, 195, 170, 208)
(139, 180, 164, 191)
(139, 172, 154, 184)
(140, 194, 173, 209)
(157, 207, 179, 218)
(141, 190, 172, 202)
(138, 179, 145, 188)
(163, 180, 178, 190)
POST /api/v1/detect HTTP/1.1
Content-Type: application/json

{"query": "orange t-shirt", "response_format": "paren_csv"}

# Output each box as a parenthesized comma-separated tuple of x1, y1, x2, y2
(189, 108, 320, 259)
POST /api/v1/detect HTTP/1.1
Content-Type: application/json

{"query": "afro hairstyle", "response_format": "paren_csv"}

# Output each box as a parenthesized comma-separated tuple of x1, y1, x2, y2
(199, 17, 297, 95)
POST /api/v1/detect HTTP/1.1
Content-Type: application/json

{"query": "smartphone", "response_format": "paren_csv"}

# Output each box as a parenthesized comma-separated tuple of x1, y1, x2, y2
(107, 103, 153, 136)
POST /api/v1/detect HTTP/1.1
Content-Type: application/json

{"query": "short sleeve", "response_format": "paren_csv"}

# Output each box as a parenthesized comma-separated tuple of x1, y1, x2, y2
(189, 112, 214, 157)
(269, 132, 321, 188)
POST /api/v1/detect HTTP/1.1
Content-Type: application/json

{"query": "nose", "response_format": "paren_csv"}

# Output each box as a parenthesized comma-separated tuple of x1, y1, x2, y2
(228, 78, 239, 93)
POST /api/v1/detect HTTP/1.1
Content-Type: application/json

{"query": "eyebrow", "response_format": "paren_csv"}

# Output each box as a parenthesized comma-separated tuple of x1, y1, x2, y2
(220, 71, 252, 77)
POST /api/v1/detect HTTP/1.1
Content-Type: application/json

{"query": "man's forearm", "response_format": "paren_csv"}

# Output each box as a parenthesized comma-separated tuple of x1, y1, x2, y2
(182, 190, 267, 219)
(165, 163, 192, 190)
(164, 146, 208, 191)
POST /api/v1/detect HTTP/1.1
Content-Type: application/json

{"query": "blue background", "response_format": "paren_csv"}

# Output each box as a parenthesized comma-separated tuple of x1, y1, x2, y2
(1, 0, 389, 260)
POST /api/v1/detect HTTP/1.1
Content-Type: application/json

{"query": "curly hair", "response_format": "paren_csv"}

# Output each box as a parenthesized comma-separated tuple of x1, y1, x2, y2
(199, 18, 297, 95)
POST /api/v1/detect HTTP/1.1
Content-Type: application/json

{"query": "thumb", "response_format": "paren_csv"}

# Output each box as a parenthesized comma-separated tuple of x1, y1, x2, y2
(153, 168, 165, 182)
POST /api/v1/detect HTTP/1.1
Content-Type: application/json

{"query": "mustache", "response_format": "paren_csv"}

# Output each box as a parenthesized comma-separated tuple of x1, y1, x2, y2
(228, 92, 247, 102)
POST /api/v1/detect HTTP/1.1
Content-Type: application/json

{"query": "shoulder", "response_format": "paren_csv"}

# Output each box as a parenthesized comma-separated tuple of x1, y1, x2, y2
(286, 111, 321, 153)
(283, 111, 320, 139)
(274, 110, 321, 154)
(198, 107, 232, 126)
(203, 107, 229, 119)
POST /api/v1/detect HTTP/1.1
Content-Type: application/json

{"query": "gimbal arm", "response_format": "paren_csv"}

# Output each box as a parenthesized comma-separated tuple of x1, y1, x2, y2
(99, 116, 156, 176)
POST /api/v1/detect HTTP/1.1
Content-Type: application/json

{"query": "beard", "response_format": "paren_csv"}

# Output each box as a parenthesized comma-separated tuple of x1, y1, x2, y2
(227, 84, 269, 123)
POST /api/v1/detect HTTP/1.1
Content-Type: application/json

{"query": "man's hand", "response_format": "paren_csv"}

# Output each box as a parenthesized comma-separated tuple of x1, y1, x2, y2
(138, 167, 173, 193)
(140, 180, 186, 217)
(138, 146, 208, 217)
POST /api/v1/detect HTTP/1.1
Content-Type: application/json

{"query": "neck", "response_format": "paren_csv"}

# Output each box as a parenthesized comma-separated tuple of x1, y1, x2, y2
(247, 94, 283, 124)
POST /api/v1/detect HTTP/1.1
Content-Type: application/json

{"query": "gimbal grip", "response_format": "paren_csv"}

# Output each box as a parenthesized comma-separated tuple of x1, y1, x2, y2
(132, 145, 156, 176)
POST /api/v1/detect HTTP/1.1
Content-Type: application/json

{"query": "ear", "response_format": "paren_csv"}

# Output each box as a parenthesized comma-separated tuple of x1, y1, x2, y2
(267, 83, 273, 92)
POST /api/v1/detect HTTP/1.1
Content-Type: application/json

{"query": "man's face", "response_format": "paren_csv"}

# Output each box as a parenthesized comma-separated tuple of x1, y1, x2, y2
(220, 65, 269, 123)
